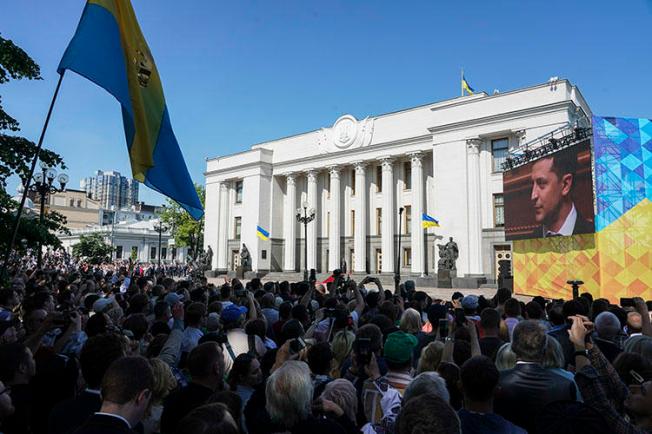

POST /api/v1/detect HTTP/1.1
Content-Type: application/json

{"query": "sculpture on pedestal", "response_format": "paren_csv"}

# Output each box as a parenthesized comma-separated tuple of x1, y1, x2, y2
(437, 237, 459, 288)
(240, 244, 251, 270)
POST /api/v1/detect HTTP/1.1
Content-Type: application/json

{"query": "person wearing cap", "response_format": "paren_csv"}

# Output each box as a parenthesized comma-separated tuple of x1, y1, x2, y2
(220, 292, 265, 375)
(362, 331, 417, 426)
(462, 295, 481, 323)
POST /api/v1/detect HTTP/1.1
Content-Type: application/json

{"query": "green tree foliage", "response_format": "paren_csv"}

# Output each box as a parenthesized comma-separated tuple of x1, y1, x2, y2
(71, 233, 114, 264)
(0, 34, 68, 253)
(160, 184, 205, 259)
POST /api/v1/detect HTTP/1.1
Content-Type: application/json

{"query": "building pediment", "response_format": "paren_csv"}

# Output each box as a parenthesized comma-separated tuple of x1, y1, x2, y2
(317, 114, 374, 154)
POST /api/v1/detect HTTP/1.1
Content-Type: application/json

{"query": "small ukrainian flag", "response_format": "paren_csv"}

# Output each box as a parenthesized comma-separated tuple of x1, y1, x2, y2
(256, 226, 270, 241)
(462, 74, 475, 95)
(421, 213, 440, 229)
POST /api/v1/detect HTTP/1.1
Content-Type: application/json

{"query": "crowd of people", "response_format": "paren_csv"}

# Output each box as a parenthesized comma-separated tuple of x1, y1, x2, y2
(0, 256, 651, 434)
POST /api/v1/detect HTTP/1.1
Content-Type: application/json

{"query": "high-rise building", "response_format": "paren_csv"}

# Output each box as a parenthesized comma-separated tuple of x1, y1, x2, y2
(81, 170, 139, 209)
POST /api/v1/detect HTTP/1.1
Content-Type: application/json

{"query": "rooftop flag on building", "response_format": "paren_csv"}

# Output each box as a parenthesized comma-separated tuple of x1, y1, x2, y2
(462, 74, 475, 95)
(422, 213, 440, 228)
(57, 0, 204, 220)
(256, 226, 270, 241)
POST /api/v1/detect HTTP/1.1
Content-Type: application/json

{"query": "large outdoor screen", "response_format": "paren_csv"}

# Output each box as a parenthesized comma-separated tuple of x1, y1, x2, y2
(503, 138, 595, 241)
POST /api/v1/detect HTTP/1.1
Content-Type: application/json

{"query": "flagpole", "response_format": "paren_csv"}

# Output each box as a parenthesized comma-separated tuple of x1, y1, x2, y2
(461, 67, 464, 97)
(1, 71, 66, 279)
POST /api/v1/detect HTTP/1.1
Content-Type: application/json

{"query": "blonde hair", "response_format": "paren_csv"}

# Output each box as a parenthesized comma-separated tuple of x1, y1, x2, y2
(495, 343, 517, 371)
(417, 341, 444, 374)
(149, 358, 177, 404)
(331, 330, 355, 369)
(400, 308, 423, 334)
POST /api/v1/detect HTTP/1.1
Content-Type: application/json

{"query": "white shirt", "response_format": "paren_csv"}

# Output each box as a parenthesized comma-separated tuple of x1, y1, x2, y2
(181, 327, 204, 353)
(221, 328, 266, 374)
(544, 204, 577, 237)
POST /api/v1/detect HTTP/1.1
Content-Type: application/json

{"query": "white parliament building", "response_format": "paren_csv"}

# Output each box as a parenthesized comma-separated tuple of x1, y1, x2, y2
(203, 79, 591, 284)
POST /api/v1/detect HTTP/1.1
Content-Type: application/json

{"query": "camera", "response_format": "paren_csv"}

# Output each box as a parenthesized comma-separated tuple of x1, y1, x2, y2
(620, 298, 635, 308)
(438, 319, 449, 339)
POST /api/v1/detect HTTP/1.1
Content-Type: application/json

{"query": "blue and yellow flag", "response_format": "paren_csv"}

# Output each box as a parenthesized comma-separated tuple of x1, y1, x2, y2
(58, 0, 204, 220)
(422, 213, 440, 228)
(256, 226, 270, 241)
(462, 74, 475, 95)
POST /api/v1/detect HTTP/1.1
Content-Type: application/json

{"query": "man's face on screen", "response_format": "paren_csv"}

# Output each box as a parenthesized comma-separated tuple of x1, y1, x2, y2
(530, 157, 565, 226)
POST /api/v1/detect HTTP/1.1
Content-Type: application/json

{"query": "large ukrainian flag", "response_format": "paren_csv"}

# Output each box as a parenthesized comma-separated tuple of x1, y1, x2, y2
(57, 0, 204, 220)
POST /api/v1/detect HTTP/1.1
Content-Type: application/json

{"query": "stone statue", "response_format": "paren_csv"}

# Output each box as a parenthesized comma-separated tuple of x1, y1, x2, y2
(205, 246, 213, 269)
(444, 237, 458, 271)
(437, 237, 459, 272)
(240, 244, 251, 270)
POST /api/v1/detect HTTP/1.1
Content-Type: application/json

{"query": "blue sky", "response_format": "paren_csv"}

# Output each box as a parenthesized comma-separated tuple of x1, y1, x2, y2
(2, 0, 651, 206)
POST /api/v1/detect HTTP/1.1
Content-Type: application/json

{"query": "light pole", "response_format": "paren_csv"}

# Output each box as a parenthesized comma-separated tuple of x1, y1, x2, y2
(153, 221, 169, 267)
(295, 202, 315, 281)
(23, 161, 68, 268)
(110, 205, 116, 259)
(394, 207, 404, 293)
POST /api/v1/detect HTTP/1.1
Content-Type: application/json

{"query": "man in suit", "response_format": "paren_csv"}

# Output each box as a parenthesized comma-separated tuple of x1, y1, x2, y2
(494, 320, 578, 433)
(74, 356, 154, 434)
(160, 342, 225, 434)
(530, 150, 593, 237)
(49, 334, 126, 434)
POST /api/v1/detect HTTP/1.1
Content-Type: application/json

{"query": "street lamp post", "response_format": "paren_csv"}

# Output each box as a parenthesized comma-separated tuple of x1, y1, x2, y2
(394, 207, 405, 293)
(24, 162, 68, 268)
(295, 202, 315, 281)
(110, 205, 116, 259)
(153, 221, 169, 267)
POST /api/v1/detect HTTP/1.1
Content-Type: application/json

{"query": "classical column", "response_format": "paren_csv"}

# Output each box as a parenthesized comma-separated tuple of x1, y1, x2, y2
(283, 174, 297, 271)
(353, 162, 367, 273)
(216, 182, 230, 271)
(379, 157, 394, 273)
(409, 152, 425, 275)
(466, 139, 483, 274)
(328, 166, 341, 272)
(306, 170, 318, 271)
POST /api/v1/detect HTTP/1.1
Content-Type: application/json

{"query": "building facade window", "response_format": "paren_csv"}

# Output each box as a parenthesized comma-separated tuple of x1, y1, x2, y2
(351, 169, 356, 196)
(161, 247, 167, 260)
(491, 138, 509, 172)
(351, 210, 355, 237)
(376, 208, 382, 236)
(404, 161, 411, 190)
(494, 194, 505, 227)
(404, 205, 411, 235)
(404, 248, 412, 267)
(115, 246, 123, 259)
(235, 181, 243, 204)
(376, 166, 382, 193)
(234, 216, 242, 239)
(150, 246, 156, 259)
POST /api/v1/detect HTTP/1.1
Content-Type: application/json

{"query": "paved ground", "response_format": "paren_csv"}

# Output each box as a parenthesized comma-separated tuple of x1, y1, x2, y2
(207, 277, 533, 302)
